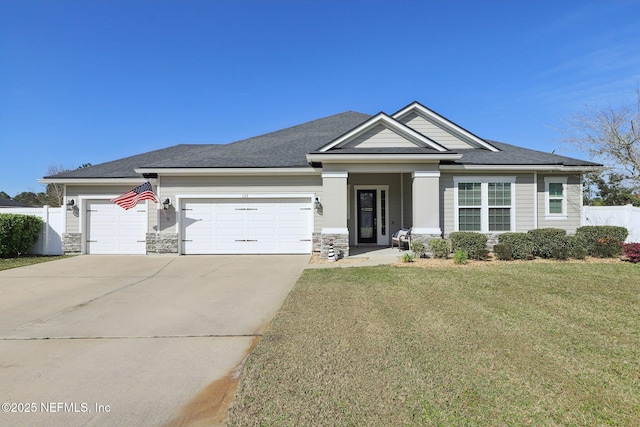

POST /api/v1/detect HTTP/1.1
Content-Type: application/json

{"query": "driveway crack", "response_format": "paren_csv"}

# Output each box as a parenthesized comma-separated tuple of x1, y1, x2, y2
(12, 257, 179, 331)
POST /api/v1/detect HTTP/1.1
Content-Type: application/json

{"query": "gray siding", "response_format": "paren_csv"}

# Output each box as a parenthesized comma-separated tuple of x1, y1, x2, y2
(65, 184, 158, 234)
(537, 174, 582, 233)
(343, 123, 417, 148)
(398, 112, 476, 150)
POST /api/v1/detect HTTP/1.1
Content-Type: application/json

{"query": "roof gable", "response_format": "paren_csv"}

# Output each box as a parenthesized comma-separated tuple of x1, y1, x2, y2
(393, 101, 500, 152)
(317, 112, 448, 153)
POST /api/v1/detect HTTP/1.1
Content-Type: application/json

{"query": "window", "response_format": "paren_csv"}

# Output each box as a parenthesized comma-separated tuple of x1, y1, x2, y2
(544, 177, 567, 220)
(458, 183, 481, 231)
(454, 177, 515, 232)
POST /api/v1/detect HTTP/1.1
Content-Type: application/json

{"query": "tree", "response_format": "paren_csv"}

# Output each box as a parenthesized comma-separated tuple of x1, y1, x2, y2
(13, 192, 45, 206)
(583, 171, 640, 206)
(0, 191, 10, 199)
(560, 88, 640, 189)
(43, 164, 68, 207)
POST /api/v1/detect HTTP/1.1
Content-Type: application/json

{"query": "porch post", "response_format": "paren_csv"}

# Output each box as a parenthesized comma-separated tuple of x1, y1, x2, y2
(412, 169, 442, 245)
(320, 171, 349, 258)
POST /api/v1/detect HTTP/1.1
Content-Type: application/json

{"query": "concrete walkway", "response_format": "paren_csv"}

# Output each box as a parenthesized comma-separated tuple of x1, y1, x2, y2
(0, 255, 308, 427)
(306, 246, 409, 268)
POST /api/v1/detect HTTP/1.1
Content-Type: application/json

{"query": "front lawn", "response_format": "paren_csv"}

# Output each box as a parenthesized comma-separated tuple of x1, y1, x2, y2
(0, 256, 66, 271)
(227, 263, 640, 426)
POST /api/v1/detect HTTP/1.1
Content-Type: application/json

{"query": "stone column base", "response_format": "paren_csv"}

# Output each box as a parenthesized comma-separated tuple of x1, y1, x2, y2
(146, 233, 179, 254)
(320, 233, 349, 259)
(411, 233, 444, 257)
(62, 233, 81, 254)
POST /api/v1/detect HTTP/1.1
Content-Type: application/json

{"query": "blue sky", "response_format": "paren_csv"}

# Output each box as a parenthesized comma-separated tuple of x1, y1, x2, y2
(1, 0, 639, 196)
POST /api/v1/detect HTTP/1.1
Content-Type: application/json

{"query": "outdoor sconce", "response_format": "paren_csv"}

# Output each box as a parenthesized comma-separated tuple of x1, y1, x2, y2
(314, 197, 322, 210)
(162, 198, 171, 210)
(66, 199, 75, 211)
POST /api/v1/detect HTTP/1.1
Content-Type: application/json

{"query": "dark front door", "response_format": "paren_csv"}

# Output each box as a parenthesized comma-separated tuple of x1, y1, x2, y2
(357, 190, 377, 244)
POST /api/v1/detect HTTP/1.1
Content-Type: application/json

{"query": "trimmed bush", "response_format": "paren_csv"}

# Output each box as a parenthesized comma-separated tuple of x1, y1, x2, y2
(493, 243, 513, 260)
(428, 238, 451, 259)
(472, 248, 490, 261)
(622, 243, 640, 263)
(575, 226, 628, 257)
(0, 214, 42, 257)
(449, 232, 487, 258)
(410, 241, 426, 258)
(527, 228, 567, 258)
(567, 235, 587, 260)
(497, 233, 534, 260)
(453, 250, 468, 265)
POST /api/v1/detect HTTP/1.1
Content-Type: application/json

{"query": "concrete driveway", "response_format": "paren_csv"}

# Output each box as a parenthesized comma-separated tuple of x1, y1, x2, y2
(0, 255, 308, 426)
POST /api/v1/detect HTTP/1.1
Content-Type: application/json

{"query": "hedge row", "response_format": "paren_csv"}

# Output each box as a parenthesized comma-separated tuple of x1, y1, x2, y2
(0, 214, 42, 257)
(426, 226, 630, 261)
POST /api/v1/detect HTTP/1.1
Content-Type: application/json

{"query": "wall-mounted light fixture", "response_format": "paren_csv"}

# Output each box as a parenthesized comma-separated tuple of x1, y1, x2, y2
(162, 198, 171, 210)
(314, 196, 322, 211)
(66, 199, 75, 211)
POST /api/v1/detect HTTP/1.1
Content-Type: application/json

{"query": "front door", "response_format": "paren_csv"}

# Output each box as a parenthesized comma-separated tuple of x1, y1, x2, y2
(357, 190, 377, 244)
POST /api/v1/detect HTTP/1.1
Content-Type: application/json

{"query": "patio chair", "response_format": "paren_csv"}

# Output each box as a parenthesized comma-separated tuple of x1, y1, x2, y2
(391, 228, 411, 250)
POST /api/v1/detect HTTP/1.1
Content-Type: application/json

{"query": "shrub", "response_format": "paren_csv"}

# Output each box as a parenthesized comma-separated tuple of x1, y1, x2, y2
(527, 228, 567, 258)
(428, 239, 451, 259)
(567, 235, 587, 260)
(622, 243, 640, 263)
(472, 248, 490, 261)
(0, 214, 42, 257)
(453, 250, 468, 265)
(591, 237, 623, 258)
(575, 226, 628, 257)
(449, 232, 487, 258)
(551, 245, 570, 260)
(493, 243, 513, 261)
(401, 252, 415, 263)
(497, 233, 533, 260)
(410, 241, 426, 258)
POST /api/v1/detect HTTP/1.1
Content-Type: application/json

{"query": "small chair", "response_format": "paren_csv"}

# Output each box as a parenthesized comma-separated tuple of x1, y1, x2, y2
(391, 228, 411, 250)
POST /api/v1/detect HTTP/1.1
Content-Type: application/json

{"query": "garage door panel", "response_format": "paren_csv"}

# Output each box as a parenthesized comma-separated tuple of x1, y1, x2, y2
(86, 201, 146, 254)
(182, 198, 312, 254)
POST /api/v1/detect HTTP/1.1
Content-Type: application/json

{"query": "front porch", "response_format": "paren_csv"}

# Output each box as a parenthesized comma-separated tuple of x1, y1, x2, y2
(318, 168, 443, 258)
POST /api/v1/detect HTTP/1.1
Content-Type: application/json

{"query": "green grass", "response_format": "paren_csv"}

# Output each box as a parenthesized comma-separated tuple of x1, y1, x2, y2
(0, 256, 66, 271)
(227, 263, 640, 426)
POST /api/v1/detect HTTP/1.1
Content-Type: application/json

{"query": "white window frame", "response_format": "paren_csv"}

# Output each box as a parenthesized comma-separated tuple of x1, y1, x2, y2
(453, 176, 516, 232)
(544, 177, 568, 220)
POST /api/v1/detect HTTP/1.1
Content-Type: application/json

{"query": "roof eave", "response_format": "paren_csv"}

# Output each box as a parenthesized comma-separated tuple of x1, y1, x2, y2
(306, 153, 463, 163)
(134, 167, 320, 176)
(440, 164, 604, 172)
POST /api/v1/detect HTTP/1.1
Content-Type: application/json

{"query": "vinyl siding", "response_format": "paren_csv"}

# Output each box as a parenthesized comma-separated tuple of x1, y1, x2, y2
(537, 174, 582, 233)
(398, 111, 477, 150)
(441, 173, 536, 235)
(342, 124, 417, 148)
(65, 184, 157, 234)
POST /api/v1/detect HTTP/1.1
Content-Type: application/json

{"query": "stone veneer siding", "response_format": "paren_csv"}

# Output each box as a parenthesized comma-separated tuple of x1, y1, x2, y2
(312, 232, 322, 253)
(62, 233, 82, 254)
(410, 233, 443, 257)
(146, 233, 179, 254)
(320, 233, 349, 259)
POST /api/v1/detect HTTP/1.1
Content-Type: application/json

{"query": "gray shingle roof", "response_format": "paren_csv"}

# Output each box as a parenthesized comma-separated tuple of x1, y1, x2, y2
(44, 110, 599, 180)
(453, 141, 600, 167)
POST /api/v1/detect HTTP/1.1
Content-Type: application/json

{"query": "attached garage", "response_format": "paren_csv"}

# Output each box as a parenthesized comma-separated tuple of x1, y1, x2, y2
(181, 197, 313, 254)
(85, 200, 147, 254)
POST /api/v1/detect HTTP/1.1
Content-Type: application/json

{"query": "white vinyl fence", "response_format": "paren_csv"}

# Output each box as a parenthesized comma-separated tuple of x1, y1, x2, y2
(582, 204, 640, 243)
(0, 206, 65, 255)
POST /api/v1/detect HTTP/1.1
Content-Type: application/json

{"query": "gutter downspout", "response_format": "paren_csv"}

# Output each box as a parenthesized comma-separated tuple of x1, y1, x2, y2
(533, 171, 538, 229)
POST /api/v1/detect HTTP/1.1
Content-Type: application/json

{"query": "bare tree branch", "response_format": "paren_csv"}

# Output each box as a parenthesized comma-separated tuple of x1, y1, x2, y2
(559, 91, 640, 188)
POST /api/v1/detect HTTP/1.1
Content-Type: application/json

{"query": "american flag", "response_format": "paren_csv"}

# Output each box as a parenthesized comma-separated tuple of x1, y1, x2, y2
(110, 182, 158, 210)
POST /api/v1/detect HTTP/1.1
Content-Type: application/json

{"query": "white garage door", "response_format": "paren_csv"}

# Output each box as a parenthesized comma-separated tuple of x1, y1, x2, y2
(86, 200, 147, 254)
(182, 198, 313, 254)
